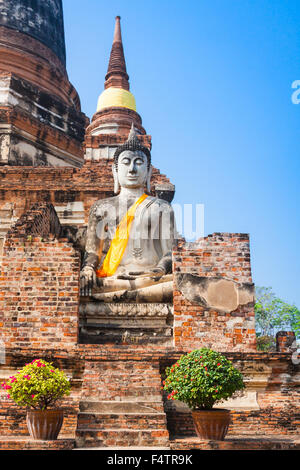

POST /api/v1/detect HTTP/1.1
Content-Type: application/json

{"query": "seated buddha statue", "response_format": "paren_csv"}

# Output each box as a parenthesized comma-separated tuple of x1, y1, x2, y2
(80, 125, 176, 303)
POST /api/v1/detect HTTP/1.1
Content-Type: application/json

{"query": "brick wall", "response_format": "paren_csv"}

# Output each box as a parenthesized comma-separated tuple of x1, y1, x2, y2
(0, 161, 172, 227)
(0, 203, 80, 351)
(172, 233, 256, 352)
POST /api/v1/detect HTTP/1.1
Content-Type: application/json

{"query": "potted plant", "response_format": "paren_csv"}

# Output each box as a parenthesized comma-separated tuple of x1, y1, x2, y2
(163, 348, 245, 440)
(1, 359, 71, 440)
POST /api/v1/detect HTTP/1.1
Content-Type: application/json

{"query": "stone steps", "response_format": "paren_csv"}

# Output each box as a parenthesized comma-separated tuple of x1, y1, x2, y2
(75, 429, 170, 448)
(76, 359, 170, 449)
(77, 412, 167, 430)
(79, 400, 164, 413)
(87, 388, 162, 401)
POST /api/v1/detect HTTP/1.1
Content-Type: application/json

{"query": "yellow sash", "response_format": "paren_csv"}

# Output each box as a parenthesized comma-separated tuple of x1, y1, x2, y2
(96, 193, 148, 278)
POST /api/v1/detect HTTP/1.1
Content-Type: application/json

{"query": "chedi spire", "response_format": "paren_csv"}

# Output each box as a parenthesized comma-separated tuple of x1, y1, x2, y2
(105, 16, 129, 90)
(88, 16, 149, 140)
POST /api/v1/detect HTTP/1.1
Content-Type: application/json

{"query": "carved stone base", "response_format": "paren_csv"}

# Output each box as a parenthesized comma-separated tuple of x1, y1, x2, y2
(79, 301, 173, 345)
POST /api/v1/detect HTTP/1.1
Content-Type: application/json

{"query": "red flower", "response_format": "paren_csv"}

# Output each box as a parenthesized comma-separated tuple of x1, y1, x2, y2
(217, 363, 221, 367)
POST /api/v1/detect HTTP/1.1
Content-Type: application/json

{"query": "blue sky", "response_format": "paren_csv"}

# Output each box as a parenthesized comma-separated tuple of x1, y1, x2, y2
(63, 0, 300, 307)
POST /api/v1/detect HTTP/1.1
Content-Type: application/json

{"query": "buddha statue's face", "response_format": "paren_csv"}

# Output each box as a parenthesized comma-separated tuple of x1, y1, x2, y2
(116, 150, 149, 189)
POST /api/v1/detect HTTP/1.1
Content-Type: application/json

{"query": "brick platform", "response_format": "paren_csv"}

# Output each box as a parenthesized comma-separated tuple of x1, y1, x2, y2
(0, 437, 75, 450)
(170, 435, 300, 450)
(0, 347, 299, 450)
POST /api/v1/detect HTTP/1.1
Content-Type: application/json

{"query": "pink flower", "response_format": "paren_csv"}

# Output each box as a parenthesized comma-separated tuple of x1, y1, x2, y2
(31, 395, 35, 399)
(34, 360, 43, 367)
(6, 394, 10, 399)
(2, 384, 12, 390)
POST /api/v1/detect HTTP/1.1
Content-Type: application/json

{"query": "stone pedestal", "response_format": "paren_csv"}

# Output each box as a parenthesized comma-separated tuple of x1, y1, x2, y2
(79, 301, 173, 345)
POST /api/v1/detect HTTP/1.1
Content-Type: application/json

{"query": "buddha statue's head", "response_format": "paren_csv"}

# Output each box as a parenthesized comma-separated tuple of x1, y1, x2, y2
(113, 125, 152, 194)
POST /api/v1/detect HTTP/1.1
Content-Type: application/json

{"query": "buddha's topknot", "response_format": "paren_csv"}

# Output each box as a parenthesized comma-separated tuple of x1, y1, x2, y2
(113, 124, 151, 170)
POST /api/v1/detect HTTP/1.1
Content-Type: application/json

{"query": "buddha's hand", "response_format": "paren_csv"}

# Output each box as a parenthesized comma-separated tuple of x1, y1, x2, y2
(128, 266, 166, 280)
(80, 266, 97, 296)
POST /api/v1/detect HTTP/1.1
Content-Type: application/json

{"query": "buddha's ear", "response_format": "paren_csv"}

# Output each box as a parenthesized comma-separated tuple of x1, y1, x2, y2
(112, 164, 120, 194)
(146, 165, 152, 193)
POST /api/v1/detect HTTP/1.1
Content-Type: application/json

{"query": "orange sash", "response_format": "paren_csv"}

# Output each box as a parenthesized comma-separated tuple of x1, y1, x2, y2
(96, 193, 148, 278)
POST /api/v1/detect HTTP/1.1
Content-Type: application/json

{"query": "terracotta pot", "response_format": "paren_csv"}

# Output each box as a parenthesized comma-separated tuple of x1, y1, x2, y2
(192, 409, 231, 440)
(26, 409, 64, 440)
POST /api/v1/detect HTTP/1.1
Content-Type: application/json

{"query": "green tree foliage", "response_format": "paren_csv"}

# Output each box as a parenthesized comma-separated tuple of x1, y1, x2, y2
(1, 359, 70, 410)
(163, 348, 245, 410)
(255, 286, 300, 340)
